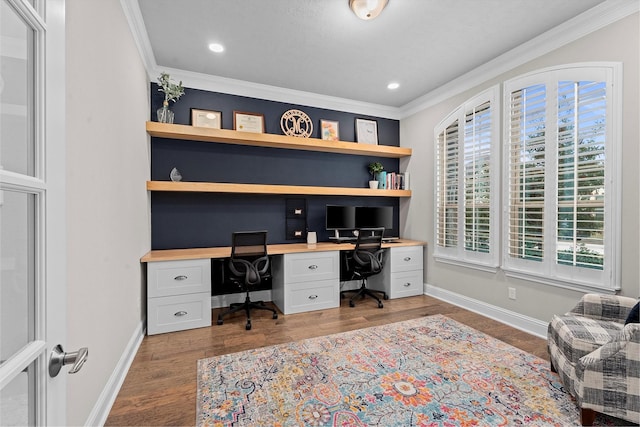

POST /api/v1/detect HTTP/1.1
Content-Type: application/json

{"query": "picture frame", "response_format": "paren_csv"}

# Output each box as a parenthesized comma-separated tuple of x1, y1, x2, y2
(233, 111, 265, 133)
(355, 118, 378, 145)
(191, 108, 222, 129)
(320, 119, 340, 141)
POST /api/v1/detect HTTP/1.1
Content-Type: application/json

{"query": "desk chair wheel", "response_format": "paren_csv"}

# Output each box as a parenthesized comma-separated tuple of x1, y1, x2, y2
(378, 301, 384, 308)
(217, 316, 224, 325)
(272, 312, 278, 319)
(349, 300, 355, 307)
(384, 294, 389, 300)
(245, 320, 251, 330)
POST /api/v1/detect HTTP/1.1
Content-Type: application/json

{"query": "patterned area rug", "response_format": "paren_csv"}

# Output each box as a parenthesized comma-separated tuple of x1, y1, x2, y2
(196, 315, 615, 426)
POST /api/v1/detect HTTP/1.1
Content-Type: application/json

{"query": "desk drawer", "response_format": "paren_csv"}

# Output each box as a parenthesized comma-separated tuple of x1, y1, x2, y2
(389, 246, 423, 272)
(148, 259, 211, 298)
(285, 251, 339, 283)
(286, 280, 339, 314)
(389, 270, 423, 298)
(147, 292, 211, 335)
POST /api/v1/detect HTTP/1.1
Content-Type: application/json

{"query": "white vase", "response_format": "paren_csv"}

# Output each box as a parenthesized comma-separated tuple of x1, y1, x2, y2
(369, 180, 379, 189)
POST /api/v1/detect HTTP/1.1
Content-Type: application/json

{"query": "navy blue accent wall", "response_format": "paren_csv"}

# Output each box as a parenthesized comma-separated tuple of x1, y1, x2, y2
(150, 85, 401, 249)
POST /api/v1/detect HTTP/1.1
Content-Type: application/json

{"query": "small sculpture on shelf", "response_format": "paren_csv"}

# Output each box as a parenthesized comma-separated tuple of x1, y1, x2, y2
(156, 72, 184, 124)
(170, 167, 182, 182)
(368, 162, 384, 189)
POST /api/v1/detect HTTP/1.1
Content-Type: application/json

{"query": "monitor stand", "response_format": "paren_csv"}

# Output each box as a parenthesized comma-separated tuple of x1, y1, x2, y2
(328, 229, 356, 243)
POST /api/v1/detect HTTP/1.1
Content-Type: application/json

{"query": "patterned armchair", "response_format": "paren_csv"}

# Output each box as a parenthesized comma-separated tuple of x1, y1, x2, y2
(547, 293, 639, 425)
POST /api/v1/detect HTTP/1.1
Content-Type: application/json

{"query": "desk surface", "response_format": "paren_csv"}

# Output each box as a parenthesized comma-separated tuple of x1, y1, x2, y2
(141, 239, 426, 262)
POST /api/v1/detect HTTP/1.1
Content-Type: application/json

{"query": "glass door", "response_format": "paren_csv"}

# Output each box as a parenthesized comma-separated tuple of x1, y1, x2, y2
(0, 0, 66, 425)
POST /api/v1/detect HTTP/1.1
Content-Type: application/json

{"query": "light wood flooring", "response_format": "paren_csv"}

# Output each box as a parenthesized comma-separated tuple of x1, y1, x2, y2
(105, 295, 549, 426)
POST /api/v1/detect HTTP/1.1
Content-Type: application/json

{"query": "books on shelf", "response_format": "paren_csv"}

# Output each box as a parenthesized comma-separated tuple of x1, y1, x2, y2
(383, 172, 410, 190)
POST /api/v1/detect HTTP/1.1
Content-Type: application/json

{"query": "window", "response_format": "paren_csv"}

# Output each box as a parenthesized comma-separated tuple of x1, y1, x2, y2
(503, 64, 621, 291)
(434, 87, 500, 270)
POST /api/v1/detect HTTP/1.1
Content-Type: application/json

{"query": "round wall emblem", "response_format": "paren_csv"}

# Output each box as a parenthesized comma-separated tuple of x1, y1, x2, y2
(280, 109, 313, 138)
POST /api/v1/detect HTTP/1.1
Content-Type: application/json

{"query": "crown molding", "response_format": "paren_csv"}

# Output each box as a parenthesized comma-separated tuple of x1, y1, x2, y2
(147, 66, 403, 120)
(119, 0, 157, 73)
(120, 0, 637, 121)
(399, 0, 639, 118)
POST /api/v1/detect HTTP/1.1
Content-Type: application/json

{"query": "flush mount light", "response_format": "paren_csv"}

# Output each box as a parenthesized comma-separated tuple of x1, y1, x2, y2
(387, 82, 400, 90)
(349, 0, 388, 20)
(208, 43, 224, 53)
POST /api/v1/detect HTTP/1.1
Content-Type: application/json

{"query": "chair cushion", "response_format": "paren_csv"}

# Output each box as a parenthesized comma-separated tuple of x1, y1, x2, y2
(549, 314, 623, 365)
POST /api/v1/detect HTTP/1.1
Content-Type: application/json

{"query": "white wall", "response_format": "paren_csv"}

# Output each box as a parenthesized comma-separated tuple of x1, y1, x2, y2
(65, 0, 150, 424)
(401, 13, 640, 322)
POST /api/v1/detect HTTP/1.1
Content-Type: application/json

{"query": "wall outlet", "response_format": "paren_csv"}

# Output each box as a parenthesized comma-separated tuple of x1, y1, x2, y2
(508, 287, 517, 300)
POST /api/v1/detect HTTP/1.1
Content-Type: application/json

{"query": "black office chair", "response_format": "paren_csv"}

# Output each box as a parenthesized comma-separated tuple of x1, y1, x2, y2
(217, 231, 278, 330)
(341, 227, 388, 308)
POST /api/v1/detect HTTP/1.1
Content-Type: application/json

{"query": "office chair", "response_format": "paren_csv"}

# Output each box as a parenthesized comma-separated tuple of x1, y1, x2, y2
(341, 227, 388, 308)
(217, 231, 278, 330)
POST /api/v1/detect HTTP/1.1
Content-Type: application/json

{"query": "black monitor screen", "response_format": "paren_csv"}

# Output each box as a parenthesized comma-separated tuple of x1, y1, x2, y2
(325, 205, 356, 230)
(355, 206, 393, 231)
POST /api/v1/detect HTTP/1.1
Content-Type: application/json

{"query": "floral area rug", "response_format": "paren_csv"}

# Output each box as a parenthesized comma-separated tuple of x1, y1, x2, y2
(196, 314, 615, 426)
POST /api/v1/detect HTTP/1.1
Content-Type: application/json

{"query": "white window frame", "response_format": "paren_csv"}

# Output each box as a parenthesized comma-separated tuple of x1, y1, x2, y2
(434, 86, 501, 271)
(502, 63, 622, 292)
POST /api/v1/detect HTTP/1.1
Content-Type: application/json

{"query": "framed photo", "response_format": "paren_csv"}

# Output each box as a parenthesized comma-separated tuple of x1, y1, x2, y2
(320, 119, 339, 141)
(355, 118, 378, 145)
(191, 108, 222, 129)
(233, 111, 265, 133)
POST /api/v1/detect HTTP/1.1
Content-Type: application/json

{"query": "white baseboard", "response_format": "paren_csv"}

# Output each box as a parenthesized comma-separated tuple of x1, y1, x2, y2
(84, 321, 145, 427)
(425, 284, 548, 339)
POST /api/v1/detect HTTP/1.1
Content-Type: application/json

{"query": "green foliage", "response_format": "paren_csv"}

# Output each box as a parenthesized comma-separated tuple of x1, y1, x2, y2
(368, 162, 384, 178)
(557, 244, 603, 270)
(157, 72, 184, 103)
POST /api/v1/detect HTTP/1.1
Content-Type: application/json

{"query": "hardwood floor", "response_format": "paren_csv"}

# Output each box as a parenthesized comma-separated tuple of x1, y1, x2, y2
(104, 295, 549, 426)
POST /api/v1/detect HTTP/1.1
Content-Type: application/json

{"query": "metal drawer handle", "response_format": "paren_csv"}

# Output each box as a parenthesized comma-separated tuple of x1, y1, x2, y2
(308, 265, 318, 270)
(403, 257, 411, 262)
(404, 282, 412, 287)
(174, 275, 188, 281)
(308, 295, 318, 300)
(174, 311, 188, 317)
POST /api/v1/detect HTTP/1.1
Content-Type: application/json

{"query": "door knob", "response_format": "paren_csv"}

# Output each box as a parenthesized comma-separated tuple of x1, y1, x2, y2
(48, 344, 88, 377)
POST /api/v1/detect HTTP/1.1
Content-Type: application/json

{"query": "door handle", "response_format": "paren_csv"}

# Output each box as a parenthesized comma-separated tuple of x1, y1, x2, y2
(49, 344, 89, 377)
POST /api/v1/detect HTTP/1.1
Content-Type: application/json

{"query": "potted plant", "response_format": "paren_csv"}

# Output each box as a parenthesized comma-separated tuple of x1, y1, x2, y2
(157, 72, 185, 123)
(368, 162, 384, 189)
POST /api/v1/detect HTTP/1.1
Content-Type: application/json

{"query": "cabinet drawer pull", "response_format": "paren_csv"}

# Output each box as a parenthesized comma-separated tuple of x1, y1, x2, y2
(174, 311, 188, 317)
(174, 275, 188, 281)
(308, 265, 318, 270)
(308, 295, 318, 300)
(403, 257, 411, 262)
(403, 282, 412, 287)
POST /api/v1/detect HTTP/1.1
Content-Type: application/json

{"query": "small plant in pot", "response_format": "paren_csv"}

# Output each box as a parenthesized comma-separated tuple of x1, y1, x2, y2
(368, 162, 384, 189)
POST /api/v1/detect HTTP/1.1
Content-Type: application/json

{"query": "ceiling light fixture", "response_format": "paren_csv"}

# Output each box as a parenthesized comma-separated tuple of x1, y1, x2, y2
(208, 43, 224, 53)
(349, 0, 388, 20)
(387, 82, 399, 90)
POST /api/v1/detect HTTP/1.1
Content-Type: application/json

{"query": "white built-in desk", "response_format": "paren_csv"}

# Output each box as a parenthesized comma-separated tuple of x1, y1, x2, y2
(141, 240, 426, 334)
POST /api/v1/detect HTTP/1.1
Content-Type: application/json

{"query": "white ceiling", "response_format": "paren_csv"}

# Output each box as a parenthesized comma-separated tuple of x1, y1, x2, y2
(134, 0, 612, 112)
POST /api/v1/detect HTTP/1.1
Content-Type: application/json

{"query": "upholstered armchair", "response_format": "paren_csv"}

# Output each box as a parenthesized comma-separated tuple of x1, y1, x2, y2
(547, 293, 639, 425)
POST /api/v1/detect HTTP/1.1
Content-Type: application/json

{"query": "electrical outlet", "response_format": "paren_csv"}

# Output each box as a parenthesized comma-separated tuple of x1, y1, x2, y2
(508, 287, 517, 300)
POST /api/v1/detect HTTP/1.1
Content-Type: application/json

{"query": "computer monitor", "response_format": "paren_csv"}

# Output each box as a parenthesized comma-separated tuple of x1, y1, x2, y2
(355, 206, 393, 232)
(325, 205, 356, 231)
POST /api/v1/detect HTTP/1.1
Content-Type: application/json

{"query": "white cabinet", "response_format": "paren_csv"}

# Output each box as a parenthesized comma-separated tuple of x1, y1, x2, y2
(368, 246, 424, 299)
(147, 259, 211, 335)
(272, 251, 340, 314)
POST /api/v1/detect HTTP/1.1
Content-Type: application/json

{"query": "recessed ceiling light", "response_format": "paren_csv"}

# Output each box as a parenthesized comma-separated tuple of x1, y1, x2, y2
(387, 82, 400, 90)
(208, 43, 224, 53)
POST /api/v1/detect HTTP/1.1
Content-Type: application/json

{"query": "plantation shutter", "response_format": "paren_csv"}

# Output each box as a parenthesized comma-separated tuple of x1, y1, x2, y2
(556, 81, 606, 270)
(436, 119, 459, 249)
(507, 84, 546, 262)
(464, 101, 492, 253)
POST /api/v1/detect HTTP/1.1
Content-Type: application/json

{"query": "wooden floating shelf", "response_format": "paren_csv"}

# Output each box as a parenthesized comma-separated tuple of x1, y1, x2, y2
(147, 181, 412, 197)
(146, 122, 411, 159)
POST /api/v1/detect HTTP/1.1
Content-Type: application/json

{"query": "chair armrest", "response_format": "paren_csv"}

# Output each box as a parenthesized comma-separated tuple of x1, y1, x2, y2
(569, 293, 637, 322)
(579, 323, 640, 368)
